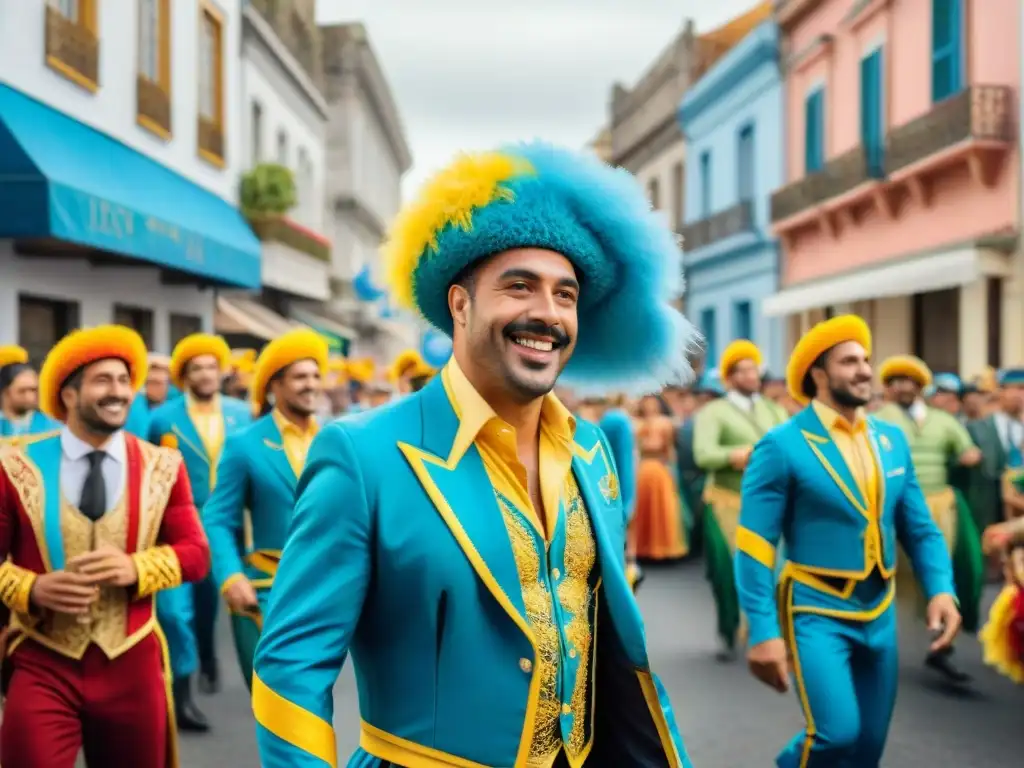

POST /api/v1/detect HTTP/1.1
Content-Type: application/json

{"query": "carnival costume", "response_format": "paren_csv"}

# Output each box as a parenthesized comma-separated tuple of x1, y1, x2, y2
(979, 516, 1024, 684)
(0, 344, 60, 441)
(203, 329, 327, 690)
(736, 315, 955, 767)
(253, 142, 696, 768)
(875, 356, 984, 637)
(694, 340, 787, 655)
(148, 334, 251, 702)
(0, 325, 210, 767)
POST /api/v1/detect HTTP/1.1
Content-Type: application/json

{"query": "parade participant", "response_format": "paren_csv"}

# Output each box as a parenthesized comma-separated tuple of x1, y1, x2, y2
(223, 349, 256, 401)
(875, 355, 982, 683)
(0, 324, 210, 767)
(148, 333, 250, 728)
(979, 516, 1024, 684)
(125, 353, 173, 440)
(632, 393, 688, 561)
(960, 380, 988, 423)
(344, 357, 375, 413)
(388, 348, 427, 395)
(253, 142, 695, 768)
(964, 367, 1024, 533)
(737, 315, 959, 767)
(926, 372, 963, 418)
(0, 345, 60, 440)
(694, 339, 787, 661)
(676, 371, 723, 559)
(203, 328, 327, 690)
(320, 358, 349, 419)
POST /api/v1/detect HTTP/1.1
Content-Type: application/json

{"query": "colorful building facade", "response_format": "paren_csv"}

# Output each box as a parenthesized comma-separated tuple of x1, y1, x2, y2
(765, 0, 1020, 377)
(679, 20, 785, 374)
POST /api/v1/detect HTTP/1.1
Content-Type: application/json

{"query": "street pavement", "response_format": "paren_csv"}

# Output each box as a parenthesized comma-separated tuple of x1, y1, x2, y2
(177, 561, 1022, 767)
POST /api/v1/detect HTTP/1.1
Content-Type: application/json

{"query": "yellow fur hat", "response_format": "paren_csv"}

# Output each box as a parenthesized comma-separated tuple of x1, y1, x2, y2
(169, 333, 231, 388)
(878, 355, 932, 388)
(0, 345, 28, 369)
(719, 340, 762, 378)
(346, 358, 376, 384)
(39, 325, 148, 422)
(250, 329, 329, 414)
(389, 349, 426, 383)
(786, 315, 872, 405)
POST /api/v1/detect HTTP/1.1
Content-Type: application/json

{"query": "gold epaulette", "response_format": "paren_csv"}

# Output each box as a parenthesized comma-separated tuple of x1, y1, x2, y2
(0, 429, 61, 450)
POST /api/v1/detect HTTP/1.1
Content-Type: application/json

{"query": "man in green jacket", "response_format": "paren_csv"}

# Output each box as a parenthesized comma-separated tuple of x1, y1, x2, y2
(875, 355, 982, 683)
(693, 340, 787, 660)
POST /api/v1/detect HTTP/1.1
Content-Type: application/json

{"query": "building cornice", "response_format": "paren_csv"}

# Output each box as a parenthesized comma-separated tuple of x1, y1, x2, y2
(611, 113, 682, 172)
(243, 5, 329, 121)
(679, 22, 778, 131)
(775, 0, 826, 31)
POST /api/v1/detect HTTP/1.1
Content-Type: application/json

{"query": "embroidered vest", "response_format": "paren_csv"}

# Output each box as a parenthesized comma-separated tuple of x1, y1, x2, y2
(498, 473, 598, 767)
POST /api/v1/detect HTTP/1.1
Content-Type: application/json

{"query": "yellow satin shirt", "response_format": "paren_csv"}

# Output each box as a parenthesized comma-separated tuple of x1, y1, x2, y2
(186, 393, 225, 463)
(272, 409, 318, 477)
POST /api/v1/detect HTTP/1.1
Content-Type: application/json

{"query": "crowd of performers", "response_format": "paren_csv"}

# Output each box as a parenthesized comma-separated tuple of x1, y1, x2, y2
(0, 140, 1018, 767)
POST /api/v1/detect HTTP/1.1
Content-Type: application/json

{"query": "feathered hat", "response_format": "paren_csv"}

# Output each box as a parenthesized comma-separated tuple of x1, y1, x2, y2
(381, 141, 698, 393)
(38, 326, 148, 421)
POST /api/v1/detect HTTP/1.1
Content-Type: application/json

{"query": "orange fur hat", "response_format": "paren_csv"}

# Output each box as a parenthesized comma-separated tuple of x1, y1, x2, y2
(38, 325, 148, 422)
(169, 333, 231, 388)
(250, 329, 329, 414)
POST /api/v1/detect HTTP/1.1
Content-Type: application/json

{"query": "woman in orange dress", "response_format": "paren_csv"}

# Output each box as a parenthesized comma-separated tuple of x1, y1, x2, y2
(630, 394, 688, 560)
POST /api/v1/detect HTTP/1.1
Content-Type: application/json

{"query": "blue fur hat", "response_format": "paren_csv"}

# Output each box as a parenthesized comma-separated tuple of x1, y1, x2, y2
(696, 369, 725, 396)
(999, 368, 1024, 386)
(380, 141, 697, 394)
(930, 372, 962, 395)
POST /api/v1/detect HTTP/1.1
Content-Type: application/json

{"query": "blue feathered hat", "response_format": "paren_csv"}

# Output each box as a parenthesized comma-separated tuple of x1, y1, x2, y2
(380, 141, 697, 393)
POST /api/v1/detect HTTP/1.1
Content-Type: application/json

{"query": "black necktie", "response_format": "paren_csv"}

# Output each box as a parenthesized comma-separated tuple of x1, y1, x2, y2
(79, 451, 107, 521)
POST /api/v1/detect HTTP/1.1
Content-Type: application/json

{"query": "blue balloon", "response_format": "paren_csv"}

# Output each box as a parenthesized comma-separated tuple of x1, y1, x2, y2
(421, 329, 453, 367)
(354, 265, 385, 301)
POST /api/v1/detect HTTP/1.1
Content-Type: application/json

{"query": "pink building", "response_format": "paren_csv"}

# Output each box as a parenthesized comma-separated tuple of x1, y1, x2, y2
(763, 0, 1019, 377)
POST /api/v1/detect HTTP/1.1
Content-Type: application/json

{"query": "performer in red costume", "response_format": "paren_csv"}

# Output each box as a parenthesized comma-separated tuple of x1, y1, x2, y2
(0, 324, 210, 768)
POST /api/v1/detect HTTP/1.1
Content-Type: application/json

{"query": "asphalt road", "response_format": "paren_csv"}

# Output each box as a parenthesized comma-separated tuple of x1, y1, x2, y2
(175, 561, 1022, 767)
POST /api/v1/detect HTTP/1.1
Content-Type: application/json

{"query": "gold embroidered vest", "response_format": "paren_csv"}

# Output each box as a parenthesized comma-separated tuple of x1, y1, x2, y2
(498, 473, 598, 768)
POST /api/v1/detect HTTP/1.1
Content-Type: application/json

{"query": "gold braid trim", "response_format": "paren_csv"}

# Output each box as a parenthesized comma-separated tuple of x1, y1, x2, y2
(132, 546, 182, 598)
(0, 560, 37, 614)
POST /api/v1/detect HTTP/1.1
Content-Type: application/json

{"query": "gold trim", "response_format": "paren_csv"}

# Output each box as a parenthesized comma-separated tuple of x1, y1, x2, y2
(252, 671, 338, 766)
(136, 113, 171, 140)
(133, 545, 183, 597)
(359, 720, 490, 767)
(635, 671, 684, 766)
(0, 561, 36, 614)
(45, 54, 98, 93)
(198, 147, 226, 168)
(0, 449, 53, 571)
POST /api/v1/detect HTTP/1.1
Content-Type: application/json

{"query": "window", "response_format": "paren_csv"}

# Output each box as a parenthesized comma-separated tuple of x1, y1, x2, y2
(170, 314, 202, 348)
(137, 0, 172, 138)
(737, 125, 755, 201)
(114, 304, 155, 348)
(700, 308, 717, 369)
(19, 295, 79, 367)
(804, 88, 825, 174)
(251, 101, 263, 166)
(648, 178, 660, 209)
(671, 162, 684, 230)
(197, 2, 225, 165)
(733, 300, 752, 341)
(932, 0, 964, 102)
(860, 47, 885, 178)
(699, 151, 712, 217)
(276, 130, 288, 166)
(45, 0, 99, 92)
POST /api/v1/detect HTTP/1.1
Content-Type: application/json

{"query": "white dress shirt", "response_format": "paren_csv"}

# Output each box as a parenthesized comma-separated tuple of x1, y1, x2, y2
(60, 427, 126, 513)
(727, 390, 759, 413)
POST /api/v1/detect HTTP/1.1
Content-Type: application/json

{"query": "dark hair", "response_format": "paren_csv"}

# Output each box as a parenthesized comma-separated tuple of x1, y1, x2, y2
(0, 362, 32, 393)
(451, 264, 478, 298)
(801, 351, 830, 400)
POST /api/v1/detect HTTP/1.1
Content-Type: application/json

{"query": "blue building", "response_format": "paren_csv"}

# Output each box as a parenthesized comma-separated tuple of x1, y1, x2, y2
(678, 20, 784, 376)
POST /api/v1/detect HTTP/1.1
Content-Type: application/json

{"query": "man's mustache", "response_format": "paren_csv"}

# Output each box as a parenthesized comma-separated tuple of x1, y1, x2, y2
(298, 388, 317, 397)
(503, 320, 571, 349)
(97, 397, 129, 408)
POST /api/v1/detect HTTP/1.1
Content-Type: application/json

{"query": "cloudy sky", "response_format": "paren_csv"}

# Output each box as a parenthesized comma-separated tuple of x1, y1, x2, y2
(316, 0, 765, 194)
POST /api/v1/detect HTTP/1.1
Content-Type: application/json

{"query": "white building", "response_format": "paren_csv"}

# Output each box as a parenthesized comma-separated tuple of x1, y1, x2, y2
(319, 22, 416, 363)
(216, 2, 353, 352)
(0, 0, 260, 362)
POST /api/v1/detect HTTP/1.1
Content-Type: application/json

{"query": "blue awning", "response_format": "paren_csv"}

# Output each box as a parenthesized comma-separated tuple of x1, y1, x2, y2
(0, 84, 261, 289)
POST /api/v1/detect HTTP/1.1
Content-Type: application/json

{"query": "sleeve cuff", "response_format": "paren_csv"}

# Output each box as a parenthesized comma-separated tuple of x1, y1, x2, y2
(748, 623, 783, 648)
(220, 572, 247, 595)
(132, 546, 183, 598)
(0, 561, 36, 614)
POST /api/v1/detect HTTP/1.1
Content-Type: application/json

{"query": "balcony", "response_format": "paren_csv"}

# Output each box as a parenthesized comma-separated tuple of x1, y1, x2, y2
(680, 200, 756, 252)
(45, 6, 99, 92)
(770, 145, 881, 224)
(198, 117, 225, 166)
(248, 215, 331, 263)
(885, 85, 1014, 197)
(137, 76, 171, 138)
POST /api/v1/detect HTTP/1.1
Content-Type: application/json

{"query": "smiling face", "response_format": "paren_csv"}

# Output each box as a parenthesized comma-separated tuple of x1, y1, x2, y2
(61, 358, 134, 435)
(269, 359, 322, 417)
(449, 247, 579, 404)
(811, 340, 873, 409)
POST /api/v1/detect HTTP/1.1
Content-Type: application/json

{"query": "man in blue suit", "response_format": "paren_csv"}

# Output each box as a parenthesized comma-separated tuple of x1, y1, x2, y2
(204, 328, 328, 690)
(124, 353, 177, 440)
(0, 345, 60, 441)
(736, 315, 961, 767)
(149, 333, 251, 730)
(253, 143, 698, 767)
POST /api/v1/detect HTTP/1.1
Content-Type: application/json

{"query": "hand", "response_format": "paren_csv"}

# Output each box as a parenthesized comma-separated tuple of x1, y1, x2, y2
(66, 545, 138, 588)
(982, 521, 1017, 555)
(29, 570, 99, 615)
(958, 447, 982, 467)
(223, 577, 259, 614)
(729, 446, 752, 471)
(925, 593, 961, 653)
(747, 638, 790, 693)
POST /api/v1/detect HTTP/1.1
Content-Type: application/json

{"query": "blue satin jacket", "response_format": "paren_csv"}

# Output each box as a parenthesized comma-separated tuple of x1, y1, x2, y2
(735, 405, 956, 647)
(0, 410, 60, 440)
(204, 413, 300, 604)
(252, 375, 691, 768)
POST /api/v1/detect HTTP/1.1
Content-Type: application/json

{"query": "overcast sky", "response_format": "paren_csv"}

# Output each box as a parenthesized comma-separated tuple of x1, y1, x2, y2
(316, 0, 764, 195)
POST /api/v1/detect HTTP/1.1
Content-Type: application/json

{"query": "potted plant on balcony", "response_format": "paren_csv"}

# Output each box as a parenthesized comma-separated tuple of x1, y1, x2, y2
(240, 163, 331, 262)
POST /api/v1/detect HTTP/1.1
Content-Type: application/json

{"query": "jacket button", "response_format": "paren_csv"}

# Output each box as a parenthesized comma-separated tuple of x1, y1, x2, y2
(552, 568, 561, 580)
(561, 703, 572, 715)
(519, 658, 532, 673)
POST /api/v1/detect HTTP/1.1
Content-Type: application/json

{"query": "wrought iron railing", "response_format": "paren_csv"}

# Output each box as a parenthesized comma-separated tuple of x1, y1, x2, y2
(770, 145, 877, 222)
(680, 200, 756, 251)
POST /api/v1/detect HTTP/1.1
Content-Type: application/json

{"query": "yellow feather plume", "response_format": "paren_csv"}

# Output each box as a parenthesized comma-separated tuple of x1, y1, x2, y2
(381, 151, 535, 311)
